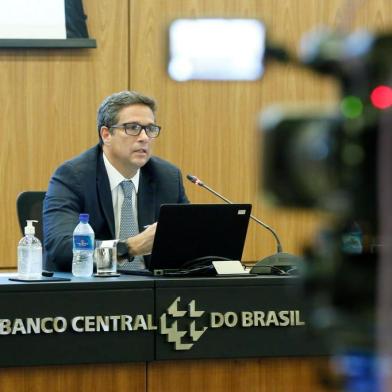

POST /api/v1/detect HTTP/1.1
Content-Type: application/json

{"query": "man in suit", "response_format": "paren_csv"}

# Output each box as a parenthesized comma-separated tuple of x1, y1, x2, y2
(43, 91, 189, 271)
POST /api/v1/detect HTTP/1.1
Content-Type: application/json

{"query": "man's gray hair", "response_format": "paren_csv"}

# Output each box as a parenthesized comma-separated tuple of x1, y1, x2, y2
(97, 91, 157, 144)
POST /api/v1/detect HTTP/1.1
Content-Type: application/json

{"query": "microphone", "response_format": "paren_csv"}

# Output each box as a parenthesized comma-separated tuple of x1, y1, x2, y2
(186, 174, 303, 274)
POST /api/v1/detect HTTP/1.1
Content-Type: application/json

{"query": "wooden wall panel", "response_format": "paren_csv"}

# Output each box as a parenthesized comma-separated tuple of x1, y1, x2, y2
(0, 363, 146, 392)
(0, 0, 129, 268)
(148, 358, 330, 392)
(129, 0, 392, 262)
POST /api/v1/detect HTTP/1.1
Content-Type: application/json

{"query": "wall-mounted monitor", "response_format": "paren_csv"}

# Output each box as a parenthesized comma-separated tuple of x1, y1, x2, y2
(0, 0, 96, 48)
(168, 18, 265, 81)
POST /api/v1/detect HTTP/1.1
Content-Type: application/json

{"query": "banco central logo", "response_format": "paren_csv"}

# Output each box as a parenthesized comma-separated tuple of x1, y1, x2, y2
(159, 297, 207, 350)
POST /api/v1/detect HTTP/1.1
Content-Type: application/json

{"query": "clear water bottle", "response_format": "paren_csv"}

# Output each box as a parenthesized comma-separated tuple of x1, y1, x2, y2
(17, 220, 42, 279)
(72, 213, 94, 277)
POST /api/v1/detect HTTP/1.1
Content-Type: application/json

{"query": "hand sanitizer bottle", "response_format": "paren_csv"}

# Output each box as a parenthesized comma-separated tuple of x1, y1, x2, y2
(17, 220, 43, 280)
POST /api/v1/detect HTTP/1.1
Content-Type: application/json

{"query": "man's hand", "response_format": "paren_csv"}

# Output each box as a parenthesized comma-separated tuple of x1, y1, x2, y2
(125, 223, 157, 256)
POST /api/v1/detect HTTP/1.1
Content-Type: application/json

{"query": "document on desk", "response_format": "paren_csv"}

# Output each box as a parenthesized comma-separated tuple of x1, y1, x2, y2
(212, 260, 249, 275)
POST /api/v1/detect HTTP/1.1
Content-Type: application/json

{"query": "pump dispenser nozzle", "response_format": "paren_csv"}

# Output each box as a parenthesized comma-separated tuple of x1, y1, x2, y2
(25, 220, 38, 235)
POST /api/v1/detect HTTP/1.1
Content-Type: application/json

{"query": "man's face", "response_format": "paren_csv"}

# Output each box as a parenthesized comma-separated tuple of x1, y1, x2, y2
(101, 104, 156, 177)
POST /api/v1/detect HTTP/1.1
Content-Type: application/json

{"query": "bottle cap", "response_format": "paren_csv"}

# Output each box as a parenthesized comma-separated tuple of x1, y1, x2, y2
(25, 220, 38, 235)
(79, 213, 89, 223)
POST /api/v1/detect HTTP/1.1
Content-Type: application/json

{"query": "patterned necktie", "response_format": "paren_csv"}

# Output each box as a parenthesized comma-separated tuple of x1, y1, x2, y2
(119, 180, 145, 270)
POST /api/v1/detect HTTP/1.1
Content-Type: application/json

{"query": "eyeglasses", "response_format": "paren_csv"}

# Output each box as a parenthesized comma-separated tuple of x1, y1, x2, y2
(110, 122, 161, 138)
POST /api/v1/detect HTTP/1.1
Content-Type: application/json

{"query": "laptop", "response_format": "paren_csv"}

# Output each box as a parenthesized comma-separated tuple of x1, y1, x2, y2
(119, 203, 252, 276)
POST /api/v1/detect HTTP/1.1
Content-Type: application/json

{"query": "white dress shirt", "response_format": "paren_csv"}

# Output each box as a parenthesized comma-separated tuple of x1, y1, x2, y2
(102, 152, 140, 239)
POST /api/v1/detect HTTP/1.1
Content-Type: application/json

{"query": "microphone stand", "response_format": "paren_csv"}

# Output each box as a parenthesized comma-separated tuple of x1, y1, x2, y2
(186, 174, 303, 274)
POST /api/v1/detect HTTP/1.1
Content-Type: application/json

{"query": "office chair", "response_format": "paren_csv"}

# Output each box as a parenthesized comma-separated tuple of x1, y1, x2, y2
(16, 191, 46, 242)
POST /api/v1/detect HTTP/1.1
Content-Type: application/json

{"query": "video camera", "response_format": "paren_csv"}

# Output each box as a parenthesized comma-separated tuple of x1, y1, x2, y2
(262, 29, 391, 223)
(260, 27, 392, 383)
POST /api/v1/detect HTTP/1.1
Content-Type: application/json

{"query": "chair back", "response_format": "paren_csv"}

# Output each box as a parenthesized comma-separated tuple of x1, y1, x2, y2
(16, 191, 46, 242)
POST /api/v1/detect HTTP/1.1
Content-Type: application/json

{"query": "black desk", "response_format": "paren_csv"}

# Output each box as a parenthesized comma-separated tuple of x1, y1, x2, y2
(0, 274, 154, 367)
(0, 273, 324, 367)
(154, 275, 322, 360)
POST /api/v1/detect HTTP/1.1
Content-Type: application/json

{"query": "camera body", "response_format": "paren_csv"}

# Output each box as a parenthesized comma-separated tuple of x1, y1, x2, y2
(262, 30, 391, 221)
(261, 29, 392, 352)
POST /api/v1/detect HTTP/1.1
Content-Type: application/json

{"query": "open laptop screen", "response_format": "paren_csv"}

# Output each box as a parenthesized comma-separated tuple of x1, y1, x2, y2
(147, 203, 251, 271)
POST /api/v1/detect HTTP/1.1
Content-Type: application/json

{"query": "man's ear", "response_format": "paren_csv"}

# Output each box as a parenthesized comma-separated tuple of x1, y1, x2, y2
(101, 126, 112, 145)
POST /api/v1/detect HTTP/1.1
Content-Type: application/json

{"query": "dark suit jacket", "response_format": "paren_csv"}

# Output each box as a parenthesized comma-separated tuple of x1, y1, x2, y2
(43, 144, 189, 271)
